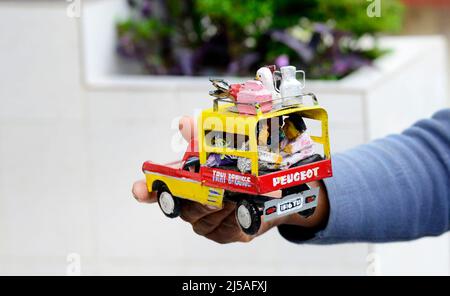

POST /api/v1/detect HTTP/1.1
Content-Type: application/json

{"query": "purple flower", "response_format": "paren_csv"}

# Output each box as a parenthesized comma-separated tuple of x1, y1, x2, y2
(271, 31, 313, 62)
(275, 54, 289, 68)
(174, 48, 194, 76)
(141, 0, 152, 18)
(117, 34, 136, 58)
(314, 23, 332, 35)
(332, 55, 371, 76)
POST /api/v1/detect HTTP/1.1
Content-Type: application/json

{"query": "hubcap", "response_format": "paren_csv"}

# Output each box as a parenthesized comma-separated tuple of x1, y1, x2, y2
(237, 204, 252, 229)
(159, 192, 175, 214)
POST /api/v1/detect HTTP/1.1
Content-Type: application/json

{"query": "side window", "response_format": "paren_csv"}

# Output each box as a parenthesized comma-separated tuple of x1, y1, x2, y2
(183, 156, 200, 173)
(204, 130, 249, 151)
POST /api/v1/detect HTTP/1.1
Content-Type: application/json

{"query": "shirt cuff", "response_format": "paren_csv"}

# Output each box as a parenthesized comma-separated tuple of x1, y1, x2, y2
(277, 156, 356, 244)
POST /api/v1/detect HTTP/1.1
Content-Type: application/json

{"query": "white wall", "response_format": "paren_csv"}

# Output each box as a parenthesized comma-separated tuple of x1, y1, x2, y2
(0, 0, 448, 275)
(0, 1, 89, 274)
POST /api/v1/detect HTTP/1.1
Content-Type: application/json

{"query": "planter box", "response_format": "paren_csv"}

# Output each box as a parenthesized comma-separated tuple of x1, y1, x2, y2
(82, 1, 448, 153)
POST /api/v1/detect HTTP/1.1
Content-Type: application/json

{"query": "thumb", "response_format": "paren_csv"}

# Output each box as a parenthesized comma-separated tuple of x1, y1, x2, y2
(132, 180, 157, 203)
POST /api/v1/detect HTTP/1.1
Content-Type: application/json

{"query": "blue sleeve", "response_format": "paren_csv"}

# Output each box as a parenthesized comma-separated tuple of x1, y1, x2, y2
(278, 109, 450, 244)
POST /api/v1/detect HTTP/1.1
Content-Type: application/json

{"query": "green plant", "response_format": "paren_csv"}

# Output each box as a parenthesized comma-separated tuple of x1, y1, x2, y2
(315, 0, 404, 36)
(117, 0, 405, 79)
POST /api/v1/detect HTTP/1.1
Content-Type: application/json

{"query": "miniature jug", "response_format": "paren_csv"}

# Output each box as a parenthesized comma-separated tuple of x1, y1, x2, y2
(275, 66, 305, 106)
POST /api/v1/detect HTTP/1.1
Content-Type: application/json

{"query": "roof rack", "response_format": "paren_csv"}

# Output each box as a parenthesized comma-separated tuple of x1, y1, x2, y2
(212, 93, 319, 114)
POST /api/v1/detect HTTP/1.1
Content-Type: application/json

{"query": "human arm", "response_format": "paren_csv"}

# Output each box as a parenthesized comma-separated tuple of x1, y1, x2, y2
(132, 109, 450, 244)
(279, 109, 450, 244)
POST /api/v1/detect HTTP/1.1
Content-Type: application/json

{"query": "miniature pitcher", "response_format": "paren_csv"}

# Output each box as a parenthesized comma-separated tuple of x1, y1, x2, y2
(275, 66, 305, 106)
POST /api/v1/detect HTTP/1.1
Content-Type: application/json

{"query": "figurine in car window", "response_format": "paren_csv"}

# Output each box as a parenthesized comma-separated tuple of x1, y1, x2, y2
(280, 114, 314, 167)
(206, 138, 238, 168)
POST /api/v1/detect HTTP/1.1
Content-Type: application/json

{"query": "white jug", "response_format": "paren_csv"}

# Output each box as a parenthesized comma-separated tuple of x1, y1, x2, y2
(275, 66, 305, 106)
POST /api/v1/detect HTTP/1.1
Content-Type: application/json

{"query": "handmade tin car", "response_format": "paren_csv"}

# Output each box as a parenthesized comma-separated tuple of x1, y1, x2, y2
(142, 94, 332, 235)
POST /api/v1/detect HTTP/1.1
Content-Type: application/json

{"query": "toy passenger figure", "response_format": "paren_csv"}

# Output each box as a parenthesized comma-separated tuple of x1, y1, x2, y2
(280, 114, 314, 167)
(237, 115, 314, 173)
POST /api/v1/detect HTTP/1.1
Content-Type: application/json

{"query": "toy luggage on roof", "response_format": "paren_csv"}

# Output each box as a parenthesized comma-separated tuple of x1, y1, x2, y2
(236, 80, 272, 115)
(142, 64, 333, 236)
(210, 65, 307, 114)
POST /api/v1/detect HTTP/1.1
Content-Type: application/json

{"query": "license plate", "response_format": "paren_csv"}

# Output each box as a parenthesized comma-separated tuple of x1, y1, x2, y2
(262, 187, 319, 221)
(278, 197, 304, 214)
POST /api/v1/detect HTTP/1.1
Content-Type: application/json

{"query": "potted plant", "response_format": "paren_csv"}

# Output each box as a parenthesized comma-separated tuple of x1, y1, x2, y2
(79, 0, 448, 152)
(116, 0, 404, 79)
(99, 0, 447, 151)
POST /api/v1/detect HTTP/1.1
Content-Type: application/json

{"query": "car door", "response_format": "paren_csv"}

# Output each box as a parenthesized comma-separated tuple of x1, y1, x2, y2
(180, 156, 224, 207)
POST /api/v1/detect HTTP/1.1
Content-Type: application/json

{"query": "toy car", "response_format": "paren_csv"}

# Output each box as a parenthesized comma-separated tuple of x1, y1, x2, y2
(142, 94, 332, 235)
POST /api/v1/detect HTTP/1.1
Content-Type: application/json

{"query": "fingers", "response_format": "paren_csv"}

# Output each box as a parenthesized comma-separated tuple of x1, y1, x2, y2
(132, 182, 272, 244)
(204, 212, 252, 244)
(180, 200, 221, 224)
(191, 202, 235, 236)
(255, 216, 276, 236)
(132, 180, 157, 203)
(180, 201, 253, 244)
(203, 208, 280, 244)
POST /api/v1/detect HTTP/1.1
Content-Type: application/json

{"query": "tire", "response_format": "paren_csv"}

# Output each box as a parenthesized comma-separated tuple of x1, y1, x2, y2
(157, 185, 181, 218)
(236, 199, 261, 235)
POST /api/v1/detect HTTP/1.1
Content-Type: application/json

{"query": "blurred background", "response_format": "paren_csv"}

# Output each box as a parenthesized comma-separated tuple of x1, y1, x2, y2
(0, 0, 449, 275)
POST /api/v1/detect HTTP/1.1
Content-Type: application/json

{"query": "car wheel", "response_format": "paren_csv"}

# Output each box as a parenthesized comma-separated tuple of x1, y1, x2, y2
(157, 186, 181, 218)
(236, 199, 261, 235)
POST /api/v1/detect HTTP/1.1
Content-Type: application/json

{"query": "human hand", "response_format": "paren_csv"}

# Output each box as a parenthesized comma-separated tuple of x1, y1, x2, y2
(132, 180, 329, 244)
(131, 180, 284, 243)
